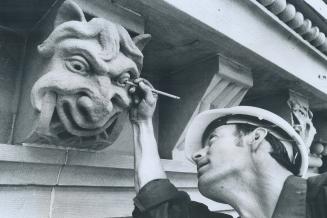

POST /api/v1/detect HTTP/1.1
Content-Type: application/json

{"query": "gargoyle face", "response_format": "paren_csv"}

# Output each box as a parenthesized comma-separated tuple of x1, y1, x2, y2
(27, 0, 151, 149)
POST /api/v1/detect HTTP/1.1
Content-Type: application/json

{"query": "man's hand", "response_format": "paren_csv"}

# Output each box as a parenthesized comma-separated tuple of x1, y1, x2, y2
(129, 78, 158, 123)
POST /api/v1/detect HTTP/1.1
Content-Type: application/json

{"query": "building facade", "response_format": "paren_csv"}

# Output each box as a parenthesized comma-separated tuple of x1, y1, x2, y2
(0, 0, 326, 217)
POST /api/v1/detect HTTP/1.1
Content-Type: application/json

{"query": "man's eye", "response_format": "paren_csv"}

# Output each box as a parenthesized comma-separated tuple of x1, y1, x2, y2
(115, 72, 132, 87)
(65, 56, 90, 76)
(208, 135, 218, 146)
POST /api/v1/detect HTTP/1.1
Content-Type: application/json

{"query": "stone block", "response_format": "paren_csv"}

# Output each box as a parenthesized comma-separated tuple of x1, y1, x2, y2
(0, 186, 52, 218)
(51, 187, 136, 218)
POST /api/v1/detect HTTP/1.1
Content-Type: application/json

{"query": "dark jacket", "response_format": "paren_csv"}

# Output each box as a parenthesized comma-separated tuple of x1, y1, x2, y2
(133, 173, 327, 218)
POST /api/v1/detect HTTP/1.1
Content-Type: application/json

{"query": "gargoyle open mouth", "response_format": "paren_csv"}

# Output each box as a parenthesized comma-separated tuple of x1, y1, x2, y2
(55, 94, 120, 137)
(27, 89, 127, 150)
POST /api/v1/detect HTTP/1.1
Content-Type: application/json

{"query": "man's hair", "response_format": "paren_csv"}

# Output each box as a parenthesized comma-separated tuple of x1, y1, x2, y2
(236, 123, 301, 175)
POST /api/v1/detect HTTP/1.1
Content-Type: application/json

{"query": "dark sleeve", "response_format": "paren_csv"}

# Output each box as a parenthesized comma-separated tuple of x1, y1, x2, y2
(132, 179, 232, 218)
(307, 172, 327, 218)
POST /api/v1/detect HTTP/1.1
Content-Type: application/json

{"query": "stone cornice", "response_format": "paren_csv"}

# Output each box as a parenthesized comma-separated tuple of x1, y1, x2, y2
(134, 0, 327, 102)
(258, 0, 327, 55)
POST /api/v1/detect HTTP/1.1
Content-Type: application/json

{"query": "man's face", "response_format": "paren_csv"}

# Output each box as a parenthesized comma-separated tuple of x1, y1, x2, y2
(192, 124, 249, 200)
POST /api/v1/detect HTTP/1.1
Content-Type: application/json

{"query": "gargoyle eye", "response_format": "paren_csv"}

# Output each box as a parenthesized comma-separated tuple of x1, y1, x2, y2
(115, 72, 132, 87)
(65, 56, 90, 76)
(72, 62, 83, 71)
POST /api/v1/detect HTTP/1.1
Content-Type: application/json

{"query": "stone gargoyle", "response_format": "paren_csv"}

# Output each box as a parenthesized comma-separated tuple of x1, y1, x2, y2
(25, 0, 151, 149)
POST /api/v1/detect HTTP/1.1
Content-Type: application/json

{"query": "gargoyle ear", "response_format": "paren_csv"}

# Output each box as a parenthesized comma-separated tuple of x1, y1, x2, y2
(54, 0, 86, 27)
(133, 34, 152, 51)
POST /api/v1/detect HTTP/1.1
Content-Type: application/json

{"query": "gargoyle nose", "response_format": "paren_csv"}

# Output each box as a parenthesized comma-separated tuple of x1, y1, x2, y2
(77, 96, 93, 109)
(77, 96, 113, 123)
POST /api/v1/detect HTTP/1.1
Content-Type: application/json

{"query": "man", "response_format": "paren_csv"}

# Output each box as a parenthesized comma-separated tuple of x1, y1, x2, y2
(129, 80, 327, 218)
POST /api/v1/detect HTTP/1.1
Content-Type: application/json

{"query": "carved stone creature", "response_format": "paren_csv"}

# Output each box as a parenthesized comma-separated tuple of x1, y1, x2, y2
(287, 93, 316, 149)
(26, 0, 151, 149)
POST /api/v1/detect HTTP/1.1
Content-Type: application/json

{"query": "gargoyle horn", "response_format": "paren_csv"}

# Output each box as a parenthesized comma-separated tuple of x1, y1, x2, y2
(54, 0, 86, 27)
(133, 34, 152, 51)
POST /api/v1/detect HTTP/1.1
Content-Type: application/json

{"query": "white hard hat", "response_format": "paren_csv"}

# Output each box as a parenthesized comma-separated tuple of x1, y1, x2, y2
(184, 106, 308, 177)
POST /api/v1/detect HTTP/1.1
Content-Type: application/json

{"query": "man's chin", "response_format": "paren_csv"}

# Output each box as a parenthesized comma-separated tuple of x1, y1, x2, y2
(198, 175, 227, 202)
(198, 176, 212, 195)
(198, 184, 216, 201)
(198, 183, 227, 204)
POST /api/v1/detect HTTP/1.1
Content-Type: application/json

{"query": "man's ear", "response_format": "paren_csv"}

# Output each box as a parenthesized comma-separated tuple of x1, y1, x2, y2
(248, 127, 268, 152)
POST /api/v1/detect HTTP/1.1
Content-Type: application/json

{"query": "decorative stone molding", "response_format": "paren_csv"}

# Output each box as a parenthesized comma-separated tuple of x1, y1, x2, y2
(309, 141, 325, 169)
(172, 55, 253, 160)
(257, 0, 327, 55)
(16, 0, 151, 150)
(286, 90, 321, 170)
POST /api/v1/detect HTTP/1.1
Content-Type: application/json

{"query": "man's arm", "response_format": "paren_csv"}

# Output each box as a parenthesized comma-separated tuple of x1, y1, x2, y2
(129, 80, 167, 193)
(128, 80, 233, 218)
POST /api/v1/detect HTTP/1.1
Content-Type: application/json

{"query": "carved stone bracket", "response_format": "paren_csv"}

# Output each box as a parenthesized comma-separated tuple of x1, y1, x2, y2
(172, 55, 253, 160)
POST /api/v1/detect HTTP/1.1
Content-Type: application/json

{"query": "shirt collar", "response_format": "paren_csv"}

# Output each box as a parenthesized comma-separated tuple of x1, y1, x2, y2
(272, 175, 307, 218)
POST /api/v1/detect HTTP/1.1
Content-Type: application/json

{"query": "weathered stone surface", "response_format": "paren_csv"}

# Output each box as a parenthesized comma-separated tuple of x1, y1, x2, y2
(0, 30, 24, 143)
(15, 0, 151, 149)
(0, 186, 52, 218)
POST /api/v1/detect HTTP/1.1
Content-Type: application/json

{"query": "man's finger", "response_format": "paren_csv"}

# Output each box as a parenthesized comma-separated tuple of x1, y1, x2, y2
(134, 78, 143, 84)
(139, 82, 156, 103)
(129, 86, 136, 94)
(134, 96, 140, 104)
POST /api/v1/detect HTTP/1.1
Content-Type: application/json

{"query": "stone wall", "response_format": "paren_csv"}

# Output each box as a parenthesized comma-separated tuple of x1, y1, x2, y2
(0, 29, 24, 143)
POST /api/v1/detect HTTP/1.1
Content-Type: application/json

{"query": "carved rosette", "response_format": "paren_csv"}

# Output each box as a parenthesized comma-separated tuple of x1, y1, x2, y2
(23, 0, 151, 150)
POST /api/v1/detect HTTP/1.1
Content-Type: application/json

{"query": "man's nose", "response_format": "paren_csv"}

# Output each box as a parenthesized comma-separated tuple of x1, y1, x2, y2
(191, 146, 209, 162)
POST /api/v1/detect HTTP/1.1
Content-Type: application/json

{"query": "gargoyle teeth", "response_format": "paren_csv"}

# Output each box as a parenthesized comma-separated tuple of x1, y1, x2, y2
(35, 92, 57, 135)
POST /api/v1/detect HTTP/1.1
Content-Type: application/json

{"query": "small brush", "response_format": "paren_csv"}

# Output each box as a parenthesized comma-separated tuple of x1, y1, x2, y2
(125, 81, 180, 100)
